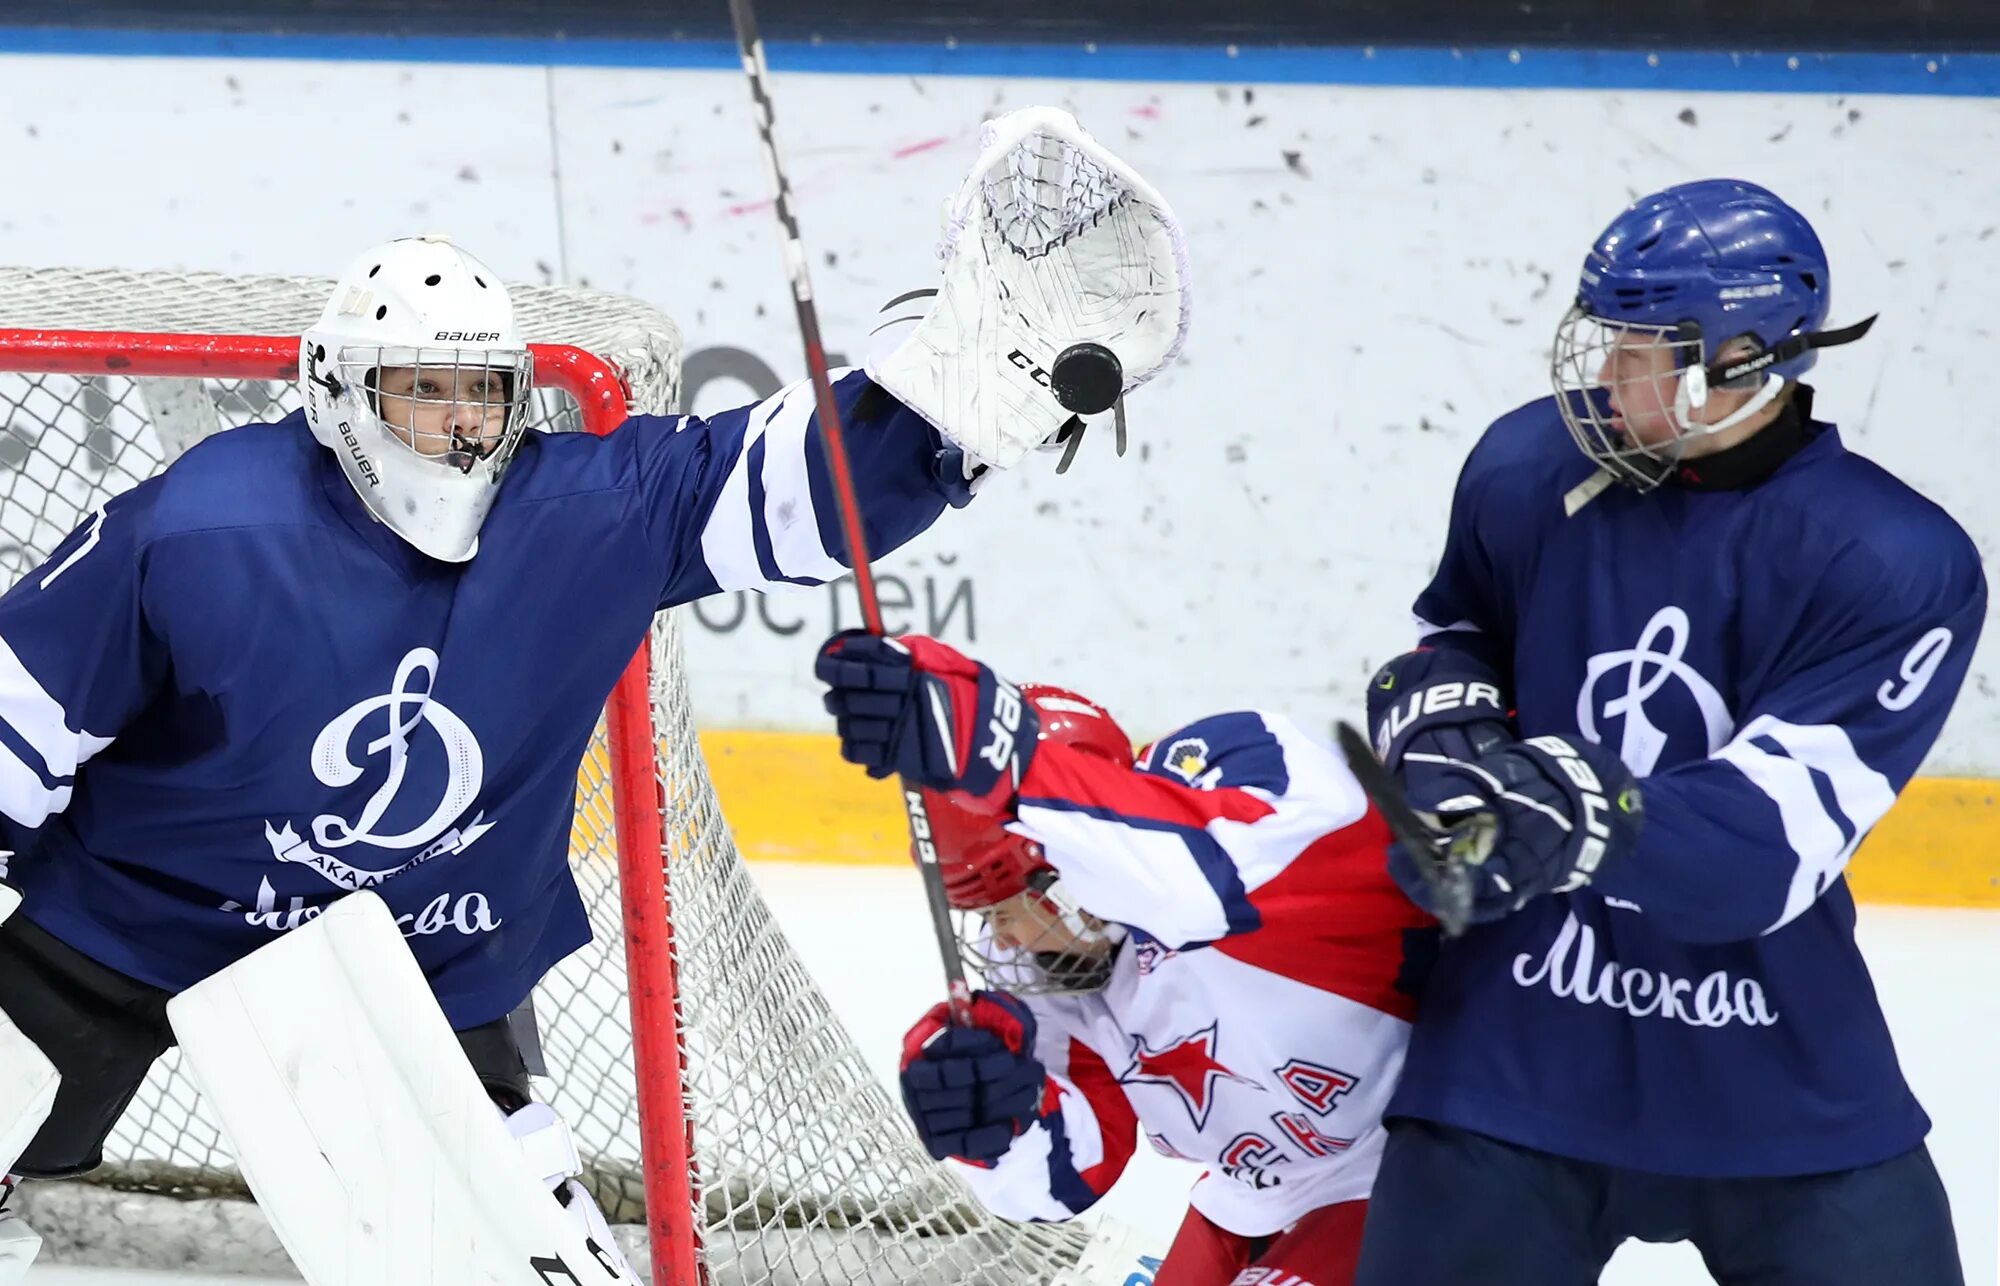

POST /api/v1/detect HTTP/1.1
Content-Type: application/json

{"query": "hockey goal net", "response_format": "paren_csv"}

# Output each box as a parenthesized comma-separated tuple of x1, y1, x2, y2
(0, 267, 1116, 1285)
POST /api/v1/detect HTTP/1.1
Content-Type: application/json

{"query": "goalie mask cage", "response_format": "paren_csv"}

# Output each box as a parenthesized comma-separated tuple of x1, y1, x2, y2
(0, 267, 1107, 1286)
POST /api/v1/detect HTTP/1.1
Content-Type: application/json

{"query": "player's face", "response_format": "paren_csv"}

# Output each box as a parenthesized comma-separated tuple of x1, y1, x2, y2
(1597, 329, 1684, 448)
(985, 891, 1110, 958)
(1597, 331, 1768, 452)
(374, 364, 512, 469)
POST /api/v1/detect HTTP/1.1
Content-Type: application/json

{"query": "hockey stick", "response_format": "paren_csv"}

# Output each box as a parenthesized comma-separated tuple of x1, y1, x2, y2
(1333, 722, 1475, 937)
(726, 0, 974, 1026)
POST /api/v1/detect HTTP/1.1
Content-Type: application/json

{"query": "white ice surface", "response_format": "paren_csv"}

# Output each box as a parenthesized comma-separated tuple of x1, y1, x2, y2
(746, 863, 2000, 1286)
(30, 867, 1995, 1284)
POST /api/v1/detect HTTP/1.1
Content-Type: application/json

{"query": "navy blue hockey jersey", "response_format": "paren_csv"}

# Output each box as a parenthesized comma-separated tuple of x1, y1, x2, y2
(0, 370, 963, 1028)
(1391, 393, 1986, 1176)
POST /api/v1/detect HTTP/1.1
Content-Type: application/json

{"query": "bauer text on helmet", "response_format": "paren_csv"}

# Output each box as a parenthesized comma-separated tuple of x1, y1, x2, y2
(300, 235, 537, 562)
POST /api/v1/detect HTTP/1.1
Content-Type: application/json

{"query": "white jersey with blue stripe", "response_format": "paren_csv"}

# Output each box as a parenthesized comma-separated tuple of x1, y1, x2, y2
(940, 710, 1432, 1237)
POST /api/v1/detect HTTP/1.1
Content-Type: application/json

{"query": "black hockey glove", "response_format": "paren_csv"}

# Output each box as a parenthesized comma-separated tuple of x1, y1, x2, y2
(1388, 735, 1643, 924)
(899, 990, 1049, 1164)
(1366, 647, 1517, 805)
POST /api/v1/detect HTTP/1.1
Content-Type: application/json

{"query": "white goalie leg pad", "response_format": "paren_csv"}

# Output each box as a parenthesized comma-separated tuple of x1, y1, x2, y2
(166, 891, 640, 1286)
(504, 1104, 637, 1281)
(0, 1180, 38, 1286)
(866, 105, 1192, 471)
(0, 888, 58, 1180)
(0, 888, 61, 1284)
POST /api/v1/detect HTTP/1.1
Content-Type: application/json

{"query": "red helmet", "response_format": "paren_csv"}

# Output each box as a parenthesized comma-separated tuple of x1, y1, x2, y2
(919, 683, 1131, 910)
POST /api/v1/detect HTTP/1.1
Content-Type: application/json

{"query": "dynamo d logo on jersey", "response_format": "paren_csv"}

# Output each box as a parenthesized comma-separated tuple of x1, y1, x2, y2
(1576, 606, 1734, 776)
(262, 646, 493, 892)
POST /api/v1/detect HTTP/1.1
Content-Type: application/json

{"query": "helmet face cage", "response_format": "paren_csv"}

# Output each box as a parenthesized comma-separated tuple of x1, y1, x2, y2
(956, 872, 1124, 997)
(1554, 180, 1840, 491)
(1551, 305, 1710, 491)
(344, 346, 536, 478)
(921, 682, 1135, 996)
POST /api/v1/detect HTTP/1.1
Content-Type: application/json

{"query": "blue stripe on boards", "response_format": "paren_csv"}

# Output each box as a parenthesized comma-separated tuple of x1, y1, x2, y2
(0, 27, 1995, 97)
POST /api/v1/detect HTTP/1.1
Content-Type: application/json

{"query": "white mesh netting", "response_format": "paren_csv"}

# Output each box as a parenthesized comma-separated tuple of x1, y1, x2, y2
(0, 267, 1104, 1284)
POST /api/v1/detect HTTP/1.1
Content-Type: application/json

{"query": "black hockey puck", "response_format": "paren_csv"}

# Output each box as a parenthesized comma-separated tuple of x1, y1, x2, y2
(1050, 342, 1123, 415)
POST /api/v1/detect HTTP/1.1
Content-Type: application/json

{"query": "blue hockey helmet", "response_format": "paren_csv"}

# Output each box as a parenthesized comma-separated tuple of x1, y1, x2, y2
(1552, 179, 1874, 488)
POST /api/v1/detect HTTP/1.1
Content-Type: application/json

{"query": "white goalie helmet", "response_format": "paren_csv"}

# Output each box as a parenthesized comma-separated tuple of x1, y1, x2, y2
(300, 235, 535, 562)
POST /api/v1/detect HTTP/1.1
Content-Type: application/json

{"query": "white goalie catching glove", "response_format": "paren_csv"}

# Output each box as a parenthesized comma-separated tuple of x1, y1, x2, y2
(867, 106, 1192, 471)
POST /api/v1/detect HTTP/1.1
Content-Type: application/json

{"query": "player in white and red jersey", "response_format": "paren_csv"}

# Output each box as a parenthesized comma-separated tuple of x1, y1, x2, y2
(812, 632, 1640, 1286)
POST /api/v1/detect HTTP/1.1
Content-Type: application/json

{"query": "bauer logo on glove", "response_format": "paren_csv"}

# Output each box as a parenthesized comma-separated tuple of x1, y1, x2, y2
(1389, 735, 1643, 924)
(980, 681, 1028, 775)
(1523, 734, 1626, 891)
(814, 631, 1039, 800)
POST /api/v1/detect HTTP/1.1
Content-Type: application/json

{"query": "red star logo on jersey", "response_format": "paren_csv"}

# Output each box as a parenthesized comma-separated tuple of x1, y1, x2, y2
(1116, 1022, 1253, 1129)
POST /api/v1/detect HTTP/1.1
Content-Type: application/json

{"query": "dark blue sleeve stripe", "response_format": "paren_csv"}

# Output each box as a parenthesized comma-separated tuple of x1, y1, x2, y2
(1018, 795, 1262, 938)
(0, 715, 64, 793)
(807, 372, 955, 570)
(1037, 1100, 1104, 1217)
(801, 415, 846, 571)
(744, 431, 828, 590)
(744, 433, 780, 584)
(1749, 732, 1859, 849)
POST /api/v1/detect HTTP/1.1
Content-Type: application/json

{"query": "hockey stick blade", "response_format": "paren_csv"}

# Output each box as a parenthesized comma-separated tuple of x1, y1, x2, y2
(1334, 721, 1473, 938)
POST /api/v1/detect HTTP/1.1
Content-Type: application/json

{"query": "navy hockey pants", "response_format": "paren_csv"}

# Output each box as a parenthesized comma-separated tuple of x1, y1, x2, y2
(1353, 1118, 1963, 1285)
